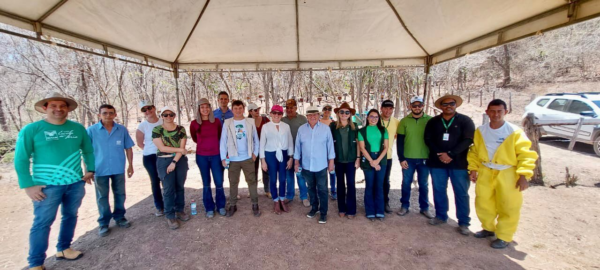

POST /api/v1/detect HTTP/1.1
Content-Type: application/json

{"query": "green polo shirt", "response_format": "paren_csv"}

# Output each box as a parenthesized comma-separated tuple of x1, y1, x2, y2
(397, 114, 432, 159)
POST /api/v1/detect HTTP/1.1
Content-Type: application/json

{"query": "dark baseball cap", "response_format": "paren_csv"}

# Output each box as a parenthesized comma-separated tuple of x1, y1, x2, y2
(381, 100, 394, 108)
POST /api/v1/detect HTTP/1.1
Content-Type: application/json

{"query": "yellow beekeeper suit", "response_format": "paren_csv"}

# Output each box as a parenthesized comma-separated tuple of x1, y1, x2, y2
(467, 122, 538, 242)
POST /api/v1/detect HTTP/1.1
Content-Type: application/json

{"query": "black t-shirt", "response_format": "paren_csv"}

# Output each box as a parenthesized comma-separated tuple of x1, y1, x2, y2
(424, 113, 475, 169)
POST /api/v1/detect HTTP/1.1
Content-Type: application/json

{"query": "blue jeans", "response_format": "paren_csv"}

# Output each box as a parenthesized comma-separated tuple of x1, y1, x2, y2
(303, 169, 329, 215)
(430, 168, 471, 226)
(28, 181, 85, 268)
(286, 167, 308, 201)
(157, 156, 189, 219)
(400, 159, 430, 211)
(335, 162, 356, 215)
(265, 151, 288, 201)
(329, 171, 336, 195)
(143, 154, 164, 211)
(94, 174, 126, 226)
(363, 165, 386, 218)
(196, 154, 226, 212)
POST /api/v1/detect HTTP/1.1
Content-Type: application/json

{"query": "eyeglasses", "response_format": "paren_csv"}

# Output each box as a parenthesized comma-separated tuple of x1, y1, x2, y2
(338, 110, 351, 115)
(141, 106, 154, 112)
(368, 115, 379, 119)
(162, 113, 176, 117)
(323, 107, 332, 111)
(271, 112, 283, 115)
(441, 102, 456, 107)
(411, 104, 423, 108)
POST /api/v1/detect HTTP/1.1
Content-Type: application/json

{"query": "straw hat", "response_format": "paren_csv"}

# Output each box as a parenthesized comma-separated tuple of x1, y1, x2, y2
(333, 102, 356, 115)
(34, 91, 78, 113)
(434, 95, 463, 109)
(305, 106, 320, 115)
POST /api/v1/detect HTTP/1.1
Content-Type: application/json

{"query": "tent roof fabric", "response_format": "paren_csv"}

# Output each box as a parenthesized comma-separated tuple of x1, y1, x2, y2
(1, 0, 600, 71)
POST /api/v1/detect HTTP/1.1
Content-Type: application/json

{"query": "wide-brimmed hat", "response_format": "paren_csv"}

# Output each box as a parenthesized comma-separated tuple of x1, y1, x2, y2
(34, 91, 78, 113)
(434, 95, 463, 109)
(334, 102, 356, 115)
(305, 106, 320, 115)
(196, 98, 215, 124)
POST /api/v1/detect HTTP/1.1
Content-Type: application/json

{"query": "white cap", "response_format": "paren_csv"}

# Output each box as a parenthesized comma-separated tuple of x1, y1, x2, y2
(410, 96, 424, 104)
(139, 100, 154, 109)
(159, 106, 177, 115)
(248, 103, 260, 110)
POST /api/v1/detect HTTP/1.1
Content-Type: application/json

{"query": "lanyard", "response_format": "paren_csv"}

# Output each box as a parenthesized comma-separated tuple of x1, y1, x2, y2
(381, 119, 391, 129)
(441, 117, 455, 132)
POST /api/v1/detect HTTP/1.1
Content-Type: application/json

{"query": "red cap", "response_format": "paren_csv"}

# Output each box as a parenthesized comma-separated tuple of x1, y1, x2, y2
(270, 105, 284, 113)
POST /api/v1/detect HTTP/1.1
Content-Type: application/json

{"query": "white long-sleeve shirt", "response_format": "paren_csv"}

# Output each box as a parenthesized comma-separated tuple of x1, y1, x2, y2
(259, 122, 294, 160)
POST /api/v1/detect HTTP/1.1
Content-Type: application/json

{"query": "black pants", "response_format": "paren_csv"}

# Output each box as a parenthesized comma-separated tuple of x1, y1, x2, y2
(303, 168, 328, 215)
(383, 159, 393, 205)
(157, 156, 188, 219)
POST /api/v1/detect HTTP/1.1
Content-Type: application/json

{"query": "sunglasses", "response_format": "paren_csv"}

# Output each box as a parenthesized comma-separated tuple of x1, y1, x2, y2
(411, 104, 423, 108)
(323, 107, 332, 111)
(141, 106, 155, 112)
(441, 102, 456, 107)
(271, 112, 283, 115)
(161, 113, 176, 117)
(338, 110, 351, 115)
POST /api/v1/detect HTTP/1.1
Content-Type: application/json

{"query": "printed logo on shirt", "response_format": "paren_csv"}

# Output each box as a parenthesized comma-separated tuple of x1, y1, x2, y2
(497, 137, 506, 144)
(44, 130, 79, 141)
(44, 130, 58, 141)
(116, 140, 122, 145)
(235, 124, 246, 140)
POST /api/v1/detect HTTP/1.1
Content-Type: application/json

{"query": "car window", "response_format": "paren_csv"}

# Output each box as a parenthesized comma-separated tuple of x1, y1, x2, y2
(547, 99, 568, 112)
(566, 100, 593, 114)
(593, 101, 600, 109)
(536, 99, 550, 107)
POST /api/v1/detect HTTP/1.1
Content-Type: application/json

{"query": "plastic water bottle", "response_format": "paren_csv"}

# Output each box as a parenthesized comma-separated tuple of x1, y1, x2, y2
(191, 200, 197, 215)
(296, 166, 302, 176)
(225, 158, 230, 169)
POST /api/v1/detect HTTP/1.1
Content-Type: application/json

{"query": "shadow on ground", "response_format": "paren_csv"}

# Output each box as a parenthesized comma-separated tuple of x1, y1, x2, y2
(540, 136, 598, 157)
(39, 187, 527, 270)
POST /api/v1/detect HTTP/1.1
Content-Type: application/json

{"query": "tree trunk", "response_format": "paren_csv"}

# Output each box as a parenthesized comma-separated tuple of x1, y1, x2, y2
(0, 100, 10, 132)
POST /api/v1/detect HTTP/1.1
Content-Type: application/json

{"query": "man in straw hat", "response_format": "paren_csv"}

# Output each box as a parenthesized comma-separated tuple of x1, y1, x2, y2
(294, 106, 335, 224)
(14, 92, 95, 269)
(424, 94, 475, 236)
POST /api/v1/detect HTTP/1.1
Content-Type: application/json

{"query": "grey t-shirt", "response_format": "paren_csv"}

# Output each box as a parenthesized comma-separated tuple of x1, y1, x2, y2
(282, 114, 308, 143)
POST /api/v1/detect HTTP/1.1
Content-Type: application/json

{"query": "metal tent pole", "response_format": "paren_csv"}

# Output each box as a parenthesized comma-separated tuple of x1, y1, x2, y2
(173, 64, 181, 124)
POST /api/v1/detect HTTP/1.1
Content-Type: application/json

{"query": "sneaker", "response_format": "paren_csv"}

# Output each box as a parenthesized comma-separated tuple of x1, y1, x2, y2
(177, 212, 190, 221)
(302, 199, 311, 207)
(318, 214, 327, 224)
(218, 208, 227, 216)
(116, 218, 131, 228)
(56, 248, 83, 261)
(428, 217, 447, 226)
(98, 225, 110, 237)
(29, 266, 45, 270)
(206, 211, 215, 218)
(457, 225, 470, 236)
(397, 208, 409, 216)
(155, 209, 165, 217)
(306, 210, 319, 219)
(474, 230, 496, 239)
(384, 203, 392, 214)
(491, 239, 509, 249)
(330, 193, 337, 200)
(420, 210, 434, 219)
(167, 218, 179, 230)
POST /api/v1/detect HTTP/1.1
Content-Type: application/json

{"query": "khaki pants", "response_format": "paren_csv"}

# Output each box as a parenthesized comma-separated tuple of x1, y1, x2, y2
(228, 158, 258, 207)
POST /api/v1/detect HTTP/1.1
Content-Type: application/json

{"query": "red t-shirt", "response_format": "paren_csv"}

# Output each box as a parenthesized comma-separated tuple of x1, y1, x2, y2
(190, 118, 222, 156)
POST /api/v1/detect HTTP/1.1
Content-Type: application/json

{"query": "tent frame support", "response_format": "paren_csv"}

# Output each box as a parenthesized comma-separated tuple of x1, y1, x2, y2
(172, 64, 182, 124)
(174, 0, 211, 62)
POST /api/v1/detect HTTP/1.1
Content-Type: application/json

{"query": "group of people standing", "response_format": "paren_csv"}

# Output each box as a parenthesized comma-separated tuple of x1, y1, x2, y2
(15, 90, 538, 270)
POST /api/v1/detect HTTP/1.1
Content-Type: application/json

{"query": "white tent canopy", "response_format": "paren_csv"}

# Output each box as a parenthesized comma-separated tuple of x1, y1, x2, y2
(1, 0, 600, 71)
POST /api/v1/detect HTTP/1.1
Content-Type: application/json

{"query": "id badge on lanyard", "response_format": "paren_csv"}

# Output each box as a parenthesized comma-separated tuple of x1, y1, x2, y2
(443, 133, 450, 141)
(441, 117, 455, 142)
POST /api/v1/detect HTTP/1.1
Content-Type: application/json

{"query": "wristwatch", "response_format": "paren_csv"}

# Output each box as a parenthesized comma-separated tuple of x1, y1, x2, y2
(171, 160, 178, 164)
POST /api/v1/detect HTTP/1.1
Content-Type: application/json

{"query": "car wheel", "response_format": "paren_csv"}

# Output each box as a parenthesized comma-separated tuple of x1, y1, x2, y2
(594, 135, 600, 157)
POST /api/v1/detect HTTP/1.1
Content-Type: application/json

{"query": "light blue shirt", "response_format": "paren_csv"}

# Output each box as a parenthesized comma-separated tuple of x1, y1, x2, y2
(86, 121, 135, 177)
(294, 122, 335, 172)
(220, 119, 260, 162)
(214, 108, 233, 124)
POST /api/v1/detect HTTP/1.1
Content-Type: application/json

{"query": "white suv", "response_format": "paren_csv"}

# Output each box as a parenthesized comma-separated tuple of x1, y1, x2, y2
(523, 92, 600, 156)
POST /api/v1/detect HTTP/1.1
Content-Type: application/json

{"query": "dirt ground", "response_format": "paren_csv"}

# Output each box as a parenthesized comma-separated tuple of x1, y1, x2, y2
(1, 84, 600, 270)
